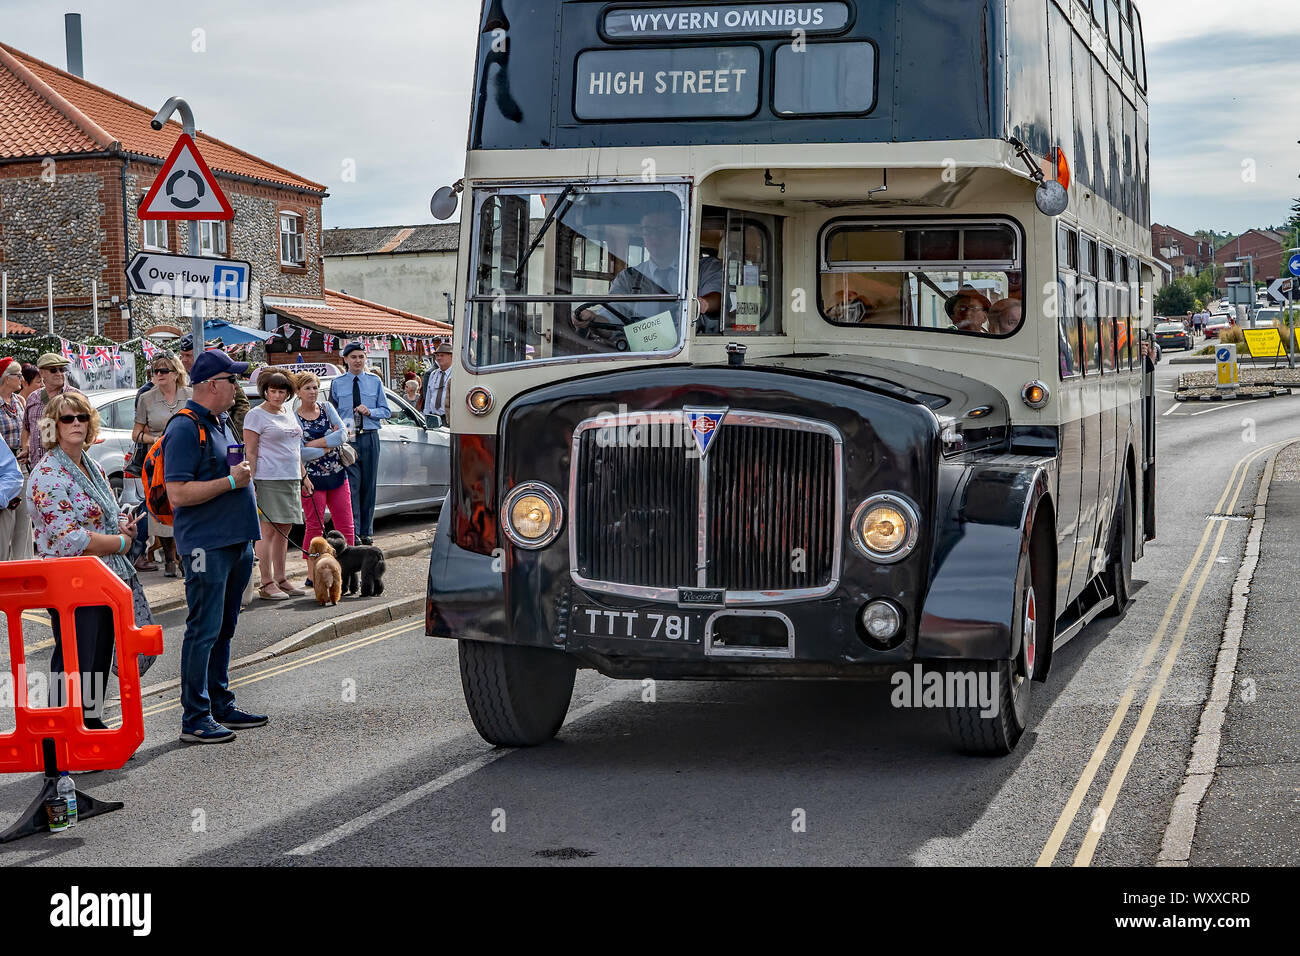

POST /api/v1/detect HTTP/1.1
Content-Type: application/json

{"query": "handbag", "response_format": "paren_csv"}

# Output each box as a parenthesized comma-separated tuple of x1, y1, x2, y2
(125, 440, 148, 477)
(339, 442, 357, 466)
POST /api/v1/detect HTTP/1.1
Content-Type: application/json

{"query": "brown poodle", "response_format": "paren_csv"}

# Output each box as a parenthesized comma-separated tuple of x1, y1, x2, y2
(307, 536, 343, 607)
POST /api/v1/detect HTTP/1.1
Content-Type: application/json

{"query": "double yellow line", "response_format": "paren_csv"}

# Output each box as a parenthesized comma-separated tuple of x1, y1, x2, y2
(1037, 437, 1294, 866)
(106, 620, 423, 725)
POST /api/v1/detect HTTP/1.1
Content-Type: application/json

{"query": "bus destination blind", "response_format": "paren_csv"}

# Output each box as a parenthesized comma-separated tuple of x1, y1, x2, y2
(603, 3, 851, 40)
(575, 47, 762, 121)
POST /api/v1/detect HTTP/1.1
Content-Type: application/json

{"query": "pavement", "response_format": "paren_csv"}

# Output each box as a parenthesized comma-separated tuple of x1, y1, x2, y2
(1185, 441, 1300, 865)
(135, 521, 434, 615)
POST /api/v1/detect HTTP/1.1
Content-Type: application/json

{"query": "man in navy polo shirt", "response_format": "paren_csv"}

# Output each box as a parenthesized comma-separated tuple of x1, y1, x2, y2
(163, 350, 264, 744)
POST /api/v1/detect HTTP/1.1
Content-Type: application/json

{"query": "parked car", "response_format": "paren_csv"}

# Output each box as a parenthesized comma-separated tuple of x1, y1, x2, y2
(85, 387, 143, 503)
(244, 378, 449, 518)
(1154, 321, 1191, 351)
(1254, 307, 1282, 329)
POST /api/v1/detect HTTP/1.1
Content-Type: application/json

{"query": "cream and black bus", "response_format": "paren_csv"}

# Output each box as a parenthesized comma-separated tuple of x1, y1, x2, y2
(426, 0, 1157, 754)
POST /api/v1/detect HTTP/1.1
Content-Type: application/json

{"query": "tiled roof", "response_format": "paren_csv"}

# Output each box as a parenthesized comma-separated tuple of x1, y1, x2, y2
(1, 319, 37, 336)
(269, 290, 453, 338)
(0, 42, 325, 193)
(323, 224, 461, 257)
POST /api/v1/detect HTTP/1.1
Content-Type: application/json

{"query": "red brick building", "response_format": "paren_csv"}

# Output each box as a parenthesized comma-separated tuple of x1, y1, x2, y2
(1213, 229, 1286, 285)
(0, 42, 328, 341)
(1151, 223, 1212, 277)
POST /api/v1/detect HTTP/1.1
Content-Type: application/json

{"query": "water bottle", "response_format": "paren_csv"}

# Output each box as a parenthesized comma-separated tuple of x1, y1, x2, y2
(57, 771, 77, 827)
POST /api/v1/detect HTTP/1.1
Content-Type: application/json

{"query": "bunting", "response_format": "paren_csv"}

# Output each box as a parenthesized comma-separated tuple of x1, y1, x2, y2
(111, 345, 124, 369)
(299, 326, 312, 349)
(60, 338, 76, 363)
(93, 345, 112, 367)
(76, 345, 94, 371)
(323, 333, 336, 353)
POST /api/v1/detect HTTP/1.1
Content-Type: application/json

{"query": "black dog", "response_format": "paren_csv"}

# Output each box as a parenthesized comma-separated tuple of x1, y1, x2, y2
(324, 530, 387, 597)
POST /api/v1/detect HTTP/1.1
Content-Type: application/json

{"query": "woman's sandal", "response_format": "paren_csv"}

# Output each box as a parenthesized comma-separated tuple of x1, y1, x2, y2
(257, 582, 289, 601)
(276, 578, 305, 596)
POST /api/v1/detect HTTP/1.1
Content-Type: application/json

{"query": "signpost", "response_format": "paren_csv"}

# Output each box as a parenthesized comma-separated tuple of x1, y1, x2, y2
(143, 99, 235, 356)
(125, 252, 250, 302)
(1216, 344, 1238, 390)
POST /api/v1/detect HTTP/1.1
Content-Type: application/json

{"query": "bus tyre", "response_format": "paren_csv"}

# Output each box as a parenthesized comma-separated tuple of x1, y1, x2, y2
(945, 552, 1037, 756)
(458, 640, 577, 747)
(1102, 472, 1134, 617)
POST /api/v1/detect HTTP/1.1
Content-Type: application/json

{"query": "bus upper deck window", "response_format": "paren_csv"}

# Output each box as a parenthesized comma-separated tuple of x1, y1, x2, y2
(773, 41, 876, 117)
(819, 219, 1024, 337)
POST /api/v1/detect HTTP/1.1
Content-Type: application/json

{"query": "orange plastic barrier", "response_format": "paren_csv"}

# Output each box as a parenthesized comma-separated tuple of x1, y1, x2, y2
(0, 557, 163, 773)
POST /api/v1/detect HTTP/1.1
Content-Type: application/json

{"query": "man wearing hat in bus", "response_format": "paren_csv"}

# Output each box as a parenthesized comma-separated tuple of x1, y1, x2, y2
(572, 208, 724, 344)
(420, 340, 454, 426)
(329, 342, 391, 545)
(945, 286, 993, 333)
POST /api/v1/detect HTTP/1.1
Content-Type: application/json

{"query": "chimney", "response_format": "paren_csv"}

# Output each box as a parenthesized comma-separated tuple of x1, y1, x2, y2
(64, 13, 83, 78)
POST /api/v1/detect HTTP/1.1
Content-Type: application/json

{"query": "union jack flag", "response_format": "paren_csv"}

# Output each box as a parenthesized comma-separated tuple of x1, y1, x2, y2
(300, 326, 312, 348)
(77, 345, 94, 371)
(111, 346, 124, 369)
(93, 346, 112, 367)
(323, 334, 336, 352)
(60, 338, 76, 362)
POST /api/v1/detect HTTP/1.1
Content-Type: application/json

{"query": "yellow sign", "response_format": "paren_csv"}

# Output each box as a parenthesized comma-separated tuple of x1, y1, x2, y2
(1242, 327, 1285, 358)
(1216, 343, 1238, 389)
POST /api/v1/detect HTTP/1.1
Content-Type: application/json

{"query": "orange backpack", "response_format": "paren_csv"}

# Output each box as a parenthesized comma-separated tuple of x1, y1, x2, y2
(141, 408, 208, 526)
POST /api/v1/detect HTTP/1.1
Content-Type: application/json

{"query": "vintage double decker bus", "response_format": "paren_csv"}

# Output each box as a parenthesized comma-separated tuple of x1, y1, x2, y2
(426, 0, 1157, 754)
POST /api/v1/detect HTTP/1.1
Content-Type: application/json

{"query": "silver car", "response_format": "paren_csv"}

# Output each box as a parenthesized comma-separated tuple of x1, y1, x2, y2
(85, 387, 143, 503)
(245, 378, 449, 517)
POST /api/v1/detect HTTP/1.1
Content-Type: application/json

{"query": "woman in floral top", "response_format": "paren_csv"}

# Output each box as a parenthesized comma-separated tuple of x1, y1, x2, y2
(0, 357, 32, 560)
(27, 392, 156, 727)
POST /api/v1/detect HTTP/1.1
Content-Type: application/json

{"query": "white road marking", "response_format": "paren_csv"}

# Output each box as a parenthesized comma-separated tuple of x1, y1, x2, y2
(1162, 404, 1183, 416)
(285, 692, 622, 856)
(1189, 399, 1259, 417)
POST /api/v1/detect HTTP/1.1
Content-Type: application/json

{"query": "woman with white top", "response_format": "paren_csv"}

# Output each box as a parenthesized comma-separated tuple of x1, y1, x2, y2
(243, 369, 310, 600)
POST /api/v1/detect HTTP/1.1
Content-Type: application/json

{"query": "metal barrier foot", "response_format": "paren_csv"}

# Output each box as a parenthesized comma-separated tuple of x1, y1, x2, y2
(0, 740, 125, 843)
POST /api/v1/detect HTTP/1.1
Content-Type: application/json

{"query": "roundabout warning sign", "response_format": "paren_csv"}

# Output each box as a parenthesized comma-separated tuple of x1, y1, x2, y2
(138, 133, 233, 221)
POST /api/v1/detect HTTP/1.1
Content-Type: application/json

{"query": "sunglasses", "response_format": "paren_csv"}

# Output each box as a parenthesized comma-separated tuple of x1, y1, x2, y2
(209, 375, 239, 385)
(58, 414, 91, 424)
(152, 367, 174, 375)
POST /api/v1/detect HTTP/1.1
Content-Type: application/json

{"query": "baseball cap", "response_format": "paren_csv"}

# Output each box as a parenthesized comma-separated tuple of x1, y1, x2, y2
(190, 349, 249, 384)
(36, 352, 70, 370)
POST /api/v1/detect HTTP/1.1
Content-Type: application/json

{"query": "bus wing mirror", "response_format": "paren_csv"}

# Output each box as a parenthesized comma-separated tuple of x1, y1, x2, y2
(431, 185, 460, 221)
(1035, 180, 1069, 217)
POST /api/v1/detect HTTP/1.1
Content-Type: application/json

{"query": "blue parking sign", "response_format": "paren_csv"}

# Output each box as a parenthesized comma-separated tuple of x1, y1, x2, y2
(213, 263, 247, 300)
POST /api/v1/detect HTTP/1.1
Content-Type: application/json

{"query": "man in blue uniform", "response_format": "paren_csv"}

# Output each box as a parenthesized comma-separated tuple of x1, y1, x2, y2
(329, 342, 391, 544)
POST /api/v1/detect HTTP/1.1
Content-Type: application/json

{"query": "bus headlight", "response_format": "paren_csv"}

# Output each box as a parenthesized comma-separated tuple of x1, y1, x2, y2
(851, 494, 920, 563)
(502, 482, 564, 549)
(467, 386, 494, 415)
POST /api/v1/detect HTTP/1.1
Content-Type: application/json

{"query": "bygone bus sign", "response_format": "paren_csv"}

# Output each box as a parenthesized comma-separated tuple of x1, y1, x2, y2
(603, 3, 852, 40)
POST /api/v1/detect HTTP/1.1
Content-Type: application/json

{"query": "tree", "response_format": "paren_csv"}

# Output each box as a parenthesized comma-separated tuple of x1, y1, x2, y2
(1154, 280, 1195, 317)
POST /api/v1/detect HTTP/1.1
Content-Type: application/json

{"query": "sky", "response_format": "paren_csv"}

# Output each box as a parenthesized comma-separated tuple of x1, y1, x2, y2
(2, 0, 1298, 236)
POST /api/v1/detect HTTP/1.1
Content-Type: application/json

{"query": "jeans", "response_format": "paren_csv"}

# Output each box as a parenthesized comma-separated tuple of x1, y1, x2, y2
(345, 430, 380, 539)
(301, 479, 355, 557)
(180, 541, 254, 728)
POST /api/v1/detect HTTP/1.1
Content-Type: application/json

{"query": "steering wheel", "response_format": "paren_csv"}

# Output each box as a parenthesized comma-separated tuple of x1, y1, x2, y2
(572, 301, 636, 331)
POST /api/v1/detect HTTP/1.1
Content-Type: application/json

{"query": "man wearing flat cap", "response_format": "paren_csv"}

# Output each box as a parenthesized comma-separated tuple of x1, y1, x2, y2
(419, 340, 454, 426)
(329, 342, 391, 545)
(25, 353, 83, 468)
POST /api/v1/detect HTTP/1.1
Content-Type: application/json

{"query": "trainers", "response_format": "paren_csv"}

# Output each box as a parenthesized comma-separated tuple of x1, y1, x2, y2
(215, 708, 268, 729)
(180, 718, 237, 744)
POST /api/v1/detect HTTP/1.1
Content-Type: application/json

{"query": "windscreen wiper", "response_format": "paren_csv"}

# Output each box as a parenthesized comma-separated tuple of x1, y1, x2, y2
(512, 185, 575, 289)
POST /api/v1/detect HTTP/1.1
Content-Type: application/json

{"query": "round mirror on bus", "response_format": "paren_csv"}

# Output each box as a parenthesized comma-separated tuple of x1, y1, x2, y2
(1034, 180, 1069, 218)
(430, 186, 460, 221)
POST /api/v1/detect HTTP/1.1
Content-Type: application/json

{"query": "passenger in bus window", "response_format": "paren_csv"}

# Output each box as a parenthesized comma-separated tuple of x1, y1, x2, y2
(989, 297, 1023, 334)
(945, 287, 992, 333)
(570, 209, 723, 341)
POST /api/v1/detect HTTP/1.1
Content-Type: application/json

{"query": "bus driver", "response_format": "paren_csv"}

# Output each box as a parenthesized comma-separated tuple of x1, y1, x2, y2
(571, 209, 724, 347)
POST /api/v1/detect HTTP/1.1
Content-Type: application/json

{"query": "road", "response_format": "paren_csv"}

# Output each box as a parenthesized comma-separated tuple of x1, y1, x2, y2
(2, 362, 1297, 865)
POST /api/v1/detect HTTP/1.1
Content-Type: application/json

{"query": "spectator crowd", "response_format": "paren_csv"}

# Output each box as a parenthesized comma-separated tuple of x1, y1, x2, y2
(0, 338, 419, 744)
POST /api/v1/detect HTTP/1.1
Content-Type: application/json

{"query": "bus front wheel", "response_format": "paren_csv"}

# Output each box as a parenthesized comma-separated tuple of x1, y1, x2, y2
(458, 640, 577, 747)
(945, 548, 1037, 756)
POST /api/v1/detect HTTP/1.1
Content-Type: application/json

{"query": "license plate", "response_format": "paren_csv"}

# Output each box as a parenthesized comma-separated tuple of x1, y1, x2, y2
(572, 605, 704, 644)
